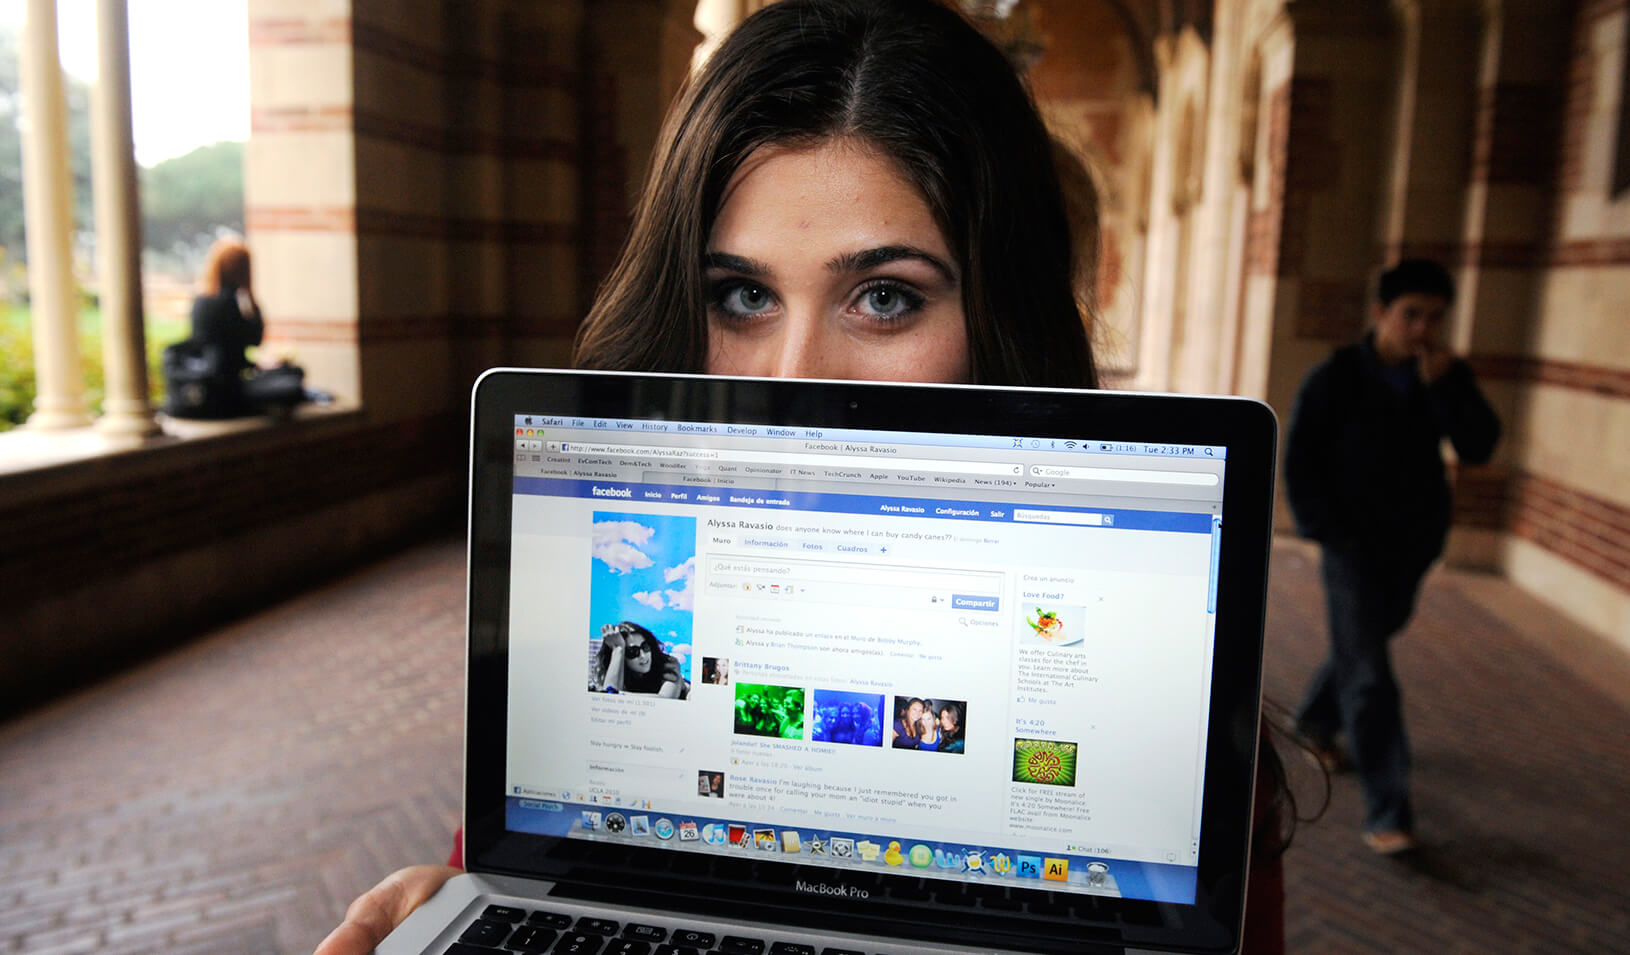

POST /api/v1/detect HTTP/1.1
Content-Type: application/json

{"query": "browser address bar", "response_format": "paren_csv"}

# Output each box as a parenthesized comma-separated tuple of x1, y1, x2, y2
(554, 441, 1023, 477)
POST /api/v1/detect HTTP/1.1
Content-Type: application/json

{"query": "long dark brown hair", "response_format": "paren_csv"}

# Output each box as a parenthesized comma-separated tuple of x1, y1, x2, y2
(573, 0, 1095, 388)
(198, 238, 251, 295)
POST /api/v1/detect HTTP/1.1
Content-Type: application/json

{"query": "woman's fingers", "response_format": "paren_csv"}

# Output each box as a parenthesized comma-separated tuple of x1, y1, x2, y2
(312, 865, 461, 955)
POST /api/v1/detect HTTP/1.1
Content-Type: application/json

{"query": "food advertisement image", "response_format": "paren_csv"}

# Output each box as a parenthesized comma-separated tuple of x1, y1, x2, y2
(1021, 603, 1087, 648)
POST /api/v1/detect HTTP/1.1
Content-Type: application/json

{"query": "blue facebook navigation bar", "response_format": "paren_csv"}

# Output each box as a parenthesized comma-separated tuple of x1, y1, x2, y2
(513, 477, 1212, 534)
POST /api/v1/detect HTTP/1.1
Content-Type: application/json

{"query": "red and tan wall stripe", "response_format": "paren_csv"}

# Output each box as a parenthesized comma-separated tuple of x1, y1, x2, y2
(246, 8, 586, 352)
(1457, 357, 1630, 593)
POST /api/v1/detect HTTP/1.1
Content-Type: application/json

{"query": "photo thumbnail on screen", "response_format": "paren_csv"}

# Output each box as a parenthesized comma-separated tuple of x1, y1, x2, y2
(697, 770, 725, 798)
(587, 511, 696, 698)
(1022, 603, 1087, 648)
(702, 657, 731, 685)
(1012, 737, 1079, 786)
(734, 684, 806, 739)
(890, 696, 967, 753)
(811, 690, 885, 747)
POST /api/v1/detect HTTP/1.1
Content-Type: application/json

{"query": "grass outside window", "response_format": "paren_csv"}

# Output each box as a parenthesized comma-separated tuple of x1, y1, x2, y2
(0, 304, 190, 431)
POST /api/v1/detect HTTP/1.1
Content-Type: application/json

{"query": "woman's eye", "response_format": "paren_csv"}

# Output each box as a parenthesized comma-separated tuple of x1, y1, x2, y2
(714, 281, 776, 318)
(853, 282, 924, 321)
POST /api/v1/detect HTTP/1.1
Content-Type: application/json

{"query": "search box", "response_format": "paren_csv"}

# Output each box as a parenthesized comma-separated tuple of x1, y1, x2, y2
(1012, 509, 1109, 527)
(1029, 465, 1219, 486)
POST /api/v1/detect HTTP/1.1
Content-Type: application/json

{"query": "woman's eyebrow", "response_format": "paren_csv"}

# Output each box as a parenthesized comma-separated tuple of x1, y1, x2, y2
(702, 252, 772, 275)
(830, 245, 957, 283)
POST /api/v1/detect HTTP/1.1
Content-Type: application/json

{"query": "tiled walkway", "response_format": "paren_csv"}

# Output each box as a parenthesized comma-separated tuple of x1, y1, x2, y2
(1, 537, 1627, 953)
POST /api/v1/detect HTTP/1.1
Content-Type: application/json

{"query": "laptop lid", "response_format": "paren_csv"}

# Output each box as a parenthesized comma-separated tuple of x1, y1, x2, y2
(464, 369, 1277, 954)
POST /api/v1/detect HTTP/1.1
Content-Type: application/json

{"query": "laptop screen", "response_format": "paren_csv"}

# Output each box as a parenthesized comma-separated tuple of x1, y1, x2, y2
(500, 409, 1227, 907)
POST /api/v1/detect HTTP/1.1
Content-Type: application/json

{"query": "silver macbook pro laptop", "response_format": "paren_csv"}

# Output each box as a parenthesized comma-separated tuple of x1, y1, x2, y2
(378, 368, 1277, 955)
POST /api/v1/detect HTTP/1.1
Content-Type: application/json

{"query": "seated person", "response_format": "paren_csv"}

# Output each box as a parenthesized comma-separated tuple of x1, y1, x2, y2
(163, 238, 329, 418)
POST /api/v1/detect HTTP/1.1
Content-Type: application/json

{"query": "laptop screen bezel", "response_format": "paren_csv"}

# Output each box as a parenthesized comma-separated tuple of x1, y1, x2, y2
(464, 369, 1276, 955)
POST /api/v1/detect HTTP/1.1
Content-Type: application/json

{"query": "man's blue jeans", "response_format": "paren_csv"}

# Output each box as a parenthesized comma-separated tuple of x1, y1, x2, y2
(1295, 543, 1431, 834)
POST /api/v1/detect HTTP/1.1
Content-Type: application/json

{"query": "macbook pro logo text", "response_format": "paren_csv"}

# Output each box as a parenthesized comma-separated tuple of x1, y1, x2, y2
(794, 880, 870, 900)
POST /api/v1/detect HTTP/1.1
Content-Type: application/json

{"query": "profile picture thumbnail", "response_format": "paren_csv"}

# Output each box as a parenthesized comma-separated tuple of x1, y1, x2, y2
(890, 696, 967, 753)
(734, 683, 806, 739)
(811, 690, 884, 747)
(702, 657, 731, 685)
(697, 770, 725, 798)
(587, 511, 696, 698)
(1012, 737, 1079, 786)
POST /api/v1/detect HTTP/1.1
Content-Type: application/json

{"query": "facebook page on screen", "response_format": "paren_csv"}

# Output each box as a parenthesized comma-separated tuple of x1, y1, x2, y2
(503, 414, 1227, 904)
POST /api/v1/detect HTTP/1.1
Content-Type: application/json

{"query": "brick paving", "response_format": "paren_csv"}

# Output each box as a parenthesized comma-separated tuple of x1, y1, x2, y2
(1, 536, 1628, 953)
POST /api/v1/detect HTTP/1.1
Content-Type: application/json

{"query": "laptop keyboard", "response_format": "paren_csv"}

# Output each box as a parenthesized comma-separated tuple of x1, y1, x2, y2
(444, 904, 877, 955)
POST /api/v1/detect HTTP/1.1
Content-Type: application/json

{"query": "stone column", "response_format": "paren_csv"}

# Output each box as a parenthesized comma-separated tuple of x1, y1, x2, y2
(20, 0, 91, 429)
(92, 0, 158, 436)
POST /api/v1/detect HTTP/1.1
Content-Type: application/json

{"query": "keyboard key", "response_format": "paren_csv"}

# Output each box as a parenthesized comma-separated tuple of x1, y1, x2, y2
(719, 936, 767, 955)
(458, 918, 512, 946)
(602, 941, 651, 955)
(577, 917, 622, 936)
(483, 904, 527, 922)
(623, 923, 668, 942)
(509, 926, 558, 952)
(652, 946, 699, 955)
(554, 932, 606, 954)
(820, 949, 866, 955)
(530, 911, 576, 929)
(672, 930, 716, 948)
(769, 944, 815, 955)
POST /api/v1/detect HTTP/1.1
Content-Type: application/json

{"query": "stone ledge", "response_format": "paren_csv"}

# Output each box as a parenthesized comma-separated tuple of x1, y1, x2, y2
(0, 402, 362, 484)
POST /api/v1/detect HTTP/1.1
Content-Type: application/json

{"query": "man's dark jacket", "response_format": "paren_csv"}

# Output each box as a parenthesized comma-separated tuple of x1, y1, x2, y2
(1284, 334, 1500, 564)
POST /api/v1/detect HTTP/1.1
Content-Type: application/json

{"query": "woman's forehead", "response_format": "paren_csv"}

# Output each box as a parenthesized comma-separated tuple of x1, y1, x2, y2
(709, 139, 952, 268)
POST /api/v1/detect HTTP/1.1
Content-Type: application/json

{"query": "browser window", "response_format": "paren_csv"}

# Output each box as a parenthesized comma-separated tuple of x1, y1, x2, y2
(503, 414, 1225, 904)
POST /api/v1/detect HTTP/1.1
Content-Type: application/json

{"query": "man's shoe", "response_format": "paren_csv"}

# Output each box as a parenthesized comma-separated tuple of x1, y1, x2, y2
(1361, 830, 1416, 856)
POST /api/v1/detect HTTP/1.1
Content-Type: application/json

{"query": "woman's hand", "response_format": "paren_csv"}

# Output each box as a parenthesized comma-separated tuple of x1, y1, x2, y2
(597, 625, 628, 692)
(312, 865, 461, 955)
(599, 623, 627, 654)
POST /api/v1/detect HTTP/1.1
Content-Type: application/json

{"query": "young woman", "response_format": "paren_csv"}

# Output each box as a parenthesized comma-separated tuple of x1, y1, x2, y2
(168, 238, 325, 418)
(571, 0, 1092, 385)
(315, 3, 1286, 952)
(590, 622, 688, 698)
(702, 657, 730, 684)
(914, 704, 942, 751)
(938, 702, 966, 754)
(891, 697, 925, 749)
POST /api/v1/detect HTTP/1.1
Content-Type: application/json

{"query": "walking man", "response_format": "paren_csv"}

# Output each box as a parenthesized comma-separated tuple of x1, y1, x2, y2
(1285, 259, 1500, 854)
